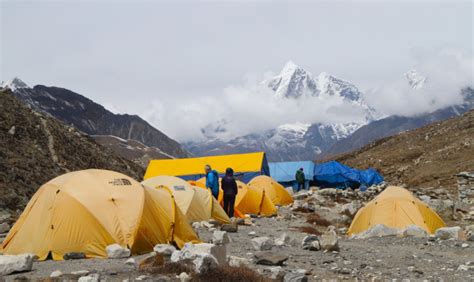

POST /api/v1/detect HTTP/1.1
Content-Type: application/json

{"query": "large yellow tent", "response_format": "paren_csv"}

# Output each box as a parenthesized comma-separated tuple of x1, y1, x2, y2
(196, 177, 277, 217)
(142, 176, 230, 224)
(144, 152, 270, 183)
(247, 175, 294, 206)
(1, 169, 199, 260)
(348, 186, 446, 235)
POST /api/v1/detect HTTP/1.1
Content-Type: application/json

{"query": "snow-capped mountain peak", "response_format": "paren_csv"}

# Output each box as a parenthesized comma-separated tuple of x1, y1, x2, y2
(405, 69, 426, 90)
(1, 77, 30, 91)
(316, 72, 361, 102)
(266, 60, 318, 99)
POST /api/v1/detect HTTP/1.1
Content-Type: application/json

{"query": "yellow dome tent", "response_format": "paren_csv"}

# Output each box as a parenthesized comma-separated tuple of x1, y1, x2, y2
(247, 175, 294, 206)
(348, 186, 446, 235)
(1, 169, 199, 260)
(142, 176, 230, 224)
(196, 177, 277, 217)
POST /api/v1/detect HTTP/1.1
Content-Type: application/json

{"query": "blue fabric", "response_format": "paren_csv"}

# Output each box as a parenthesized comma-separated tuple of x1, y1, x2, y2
(269, 161, 315, 183)
(313, 161, 383, 189)
(206, 170, 220, 198)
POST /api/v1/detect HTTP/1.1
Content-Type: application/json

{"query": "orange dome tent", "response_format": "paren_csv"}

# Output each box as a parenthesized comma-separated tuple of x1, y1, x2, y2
(247, 175, 293, 206)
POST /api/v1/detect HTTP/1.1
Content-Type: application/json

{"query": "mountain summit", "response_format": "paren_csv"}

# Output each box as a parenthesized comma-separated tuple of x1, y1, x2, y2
(266, 60, 318, 99)
(1, 77, 29, 91)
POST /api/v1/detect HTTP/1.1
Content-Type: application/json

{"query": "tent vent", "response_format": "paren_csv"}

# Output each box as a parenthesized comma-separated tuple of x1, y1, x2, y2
(56, 189, 60, 194)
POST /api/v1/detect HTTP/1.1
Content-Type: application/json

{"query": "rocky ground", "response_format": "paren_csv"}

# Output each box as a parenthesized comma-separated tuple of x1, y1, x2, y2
(3, 185, 474, 281)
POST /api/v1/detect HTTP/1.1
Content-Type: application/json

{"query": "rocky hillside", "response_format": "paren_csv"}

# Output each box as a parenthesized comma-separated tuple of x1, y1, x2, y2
(0, 89, 144, 213)
(332, 110, 474, 190)
(2, 78, 188, 163)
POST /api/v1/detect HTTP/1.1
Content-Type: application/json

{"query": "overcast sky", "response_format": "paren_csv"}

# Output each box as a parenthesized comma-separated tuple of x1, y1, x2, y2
(1, 0, 473, 140)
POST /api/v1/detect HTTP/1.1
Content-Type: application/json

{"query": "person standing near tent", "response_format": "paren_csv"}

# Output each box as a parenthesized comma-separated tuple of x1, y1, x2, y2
(295, 167, 306, 192)
(221, 167, 238, 218)
(205, 165, 219, 199)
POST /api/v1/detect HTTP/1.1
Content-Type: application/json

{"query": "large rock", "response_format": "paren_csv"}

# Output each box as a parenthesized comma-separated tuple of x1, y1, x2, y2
(251, 237, 274, 251)
(0, 254, 35, 276)
(220, 222, 238, 233)
(353, 224, 400, 239)
(284, 272, 308, 282)
(50, 270, 63, 278)
(275, 233, 291, 247)
(153, 244, 177, 257)
(435, 226, 463, 240)
(193, 254, 218, 273)
(268, 266, 287, 279)
(301, 235, 320, 251)
(426, 199, 454, 220)
(63, 252, 86, 260)
(106, 244, 131, 259)
(402, 225, 428, 238)
(254, 251, 288, 266)
(293, 191, 311, 200)
(212, 231, 230, 245)
(171, 243, 226, 265)
(319, 230, 339, 251)
(227, 256, 250, 267)
(340, 201, 362, 218)
(0, 222, 10, 233)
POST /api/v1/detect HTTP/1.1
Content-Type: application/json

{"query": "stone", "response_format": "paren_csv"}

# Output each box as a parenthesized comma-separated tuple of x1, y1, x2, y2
(269, 266, 287, 279)
(353, 224, 400, 239)
(78, 276, 99, 282)
(193, 253, 218, 273)
(106, 244, 131, 259)
(284, 272, 308, 282)
(302, 235, 320, 251)
(320, 230, 339, 251)
(50, 270, 63, 278)
(171, 243, 226, 265)
(426, 199, 454, 220)
(402, 225, 429, 238)
(63, 252, 86, 260)
(275, 233, 291, 246)
(293, 191, 311, 200)
(178, 272, 191, 282)
(212, 230, 230, 245)
(200, 221, 213, 229)
(251, 237, 274, 251)
(221, 223, 238, 233)
(340, 201, 362, 218)
(248, 231, 257, 237)
(0, 222, 10, 233)
(135, 275, 149, 281)
(192, 222, 201, 229)
(435, 226, 463, 240)
(71, 270, 90, 276)
(227, 255, 250, 267)
(0, 254, 34, 276)
(153, 244, 177, 257)
(254, 251, 288, 266)
(125, 258, 136, 266)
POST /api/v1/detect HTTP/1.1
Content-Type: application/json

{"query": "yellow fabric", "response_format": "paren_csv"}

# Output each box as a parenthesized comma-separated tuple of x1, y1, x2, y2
(144, 152, 266, 179)
(2, 169, 199, 260)
(196, 177, 277, 216)
(347, 186, 446, 235)
(247, 175, 294, 206)
(142, 176, 230, 224)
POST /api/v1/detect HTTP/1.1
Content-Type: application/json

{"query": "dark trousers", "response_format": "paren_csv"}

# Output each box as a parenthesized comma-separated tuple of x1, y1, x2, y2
(223, 194, 236, 218)
(297, 182, 304, 192)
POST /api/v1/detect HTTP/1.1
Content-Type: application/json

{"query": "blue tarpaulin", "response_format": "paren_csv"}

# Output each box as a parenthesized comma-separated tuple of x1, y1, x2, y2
(269, 161, 315, 190)
(313, 161, 384, 189)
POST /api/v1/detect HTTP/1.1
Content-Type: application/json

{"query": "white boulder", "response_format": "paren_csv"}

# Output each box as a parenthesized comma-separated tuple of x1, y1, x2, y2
(251, 237, 274, 251)
(193, 254, 218, 273)
(212, 230, 230, 245)
(353, 224, 400, 239)
(50, 270, 63, 278)
(153, 244, 177, 257)
(227, 255, 250, 267)
(435, 226, 463, 240)
(0, 254, 35, 276)
(106, 244, 131, 259)
(275, 233, 291, 247)
(402, 225, 428, 238)
(171, 243, 226, 265)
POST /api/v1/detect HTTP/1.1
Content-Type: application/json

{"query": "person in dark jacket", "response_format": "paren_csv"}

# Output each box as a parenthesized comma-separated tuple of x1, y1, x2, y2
(221, 167, 238, 218)
(295, 167, 306, 192)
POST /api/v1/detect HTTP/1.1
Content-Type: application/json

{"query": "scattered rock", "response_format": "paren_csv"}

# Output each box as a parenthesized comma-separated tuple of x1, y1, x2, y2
(268, 266, 287, 279)
(178, 272, 191, 282)
(78, 275, 99, 282)
(135, 275, 149, 281)
(0, 222, 10, 233)
(63, 252, 86, 260)
(435, 226, 463, 240)
(254, 251, 288, 266)
(340, 201, 361, 218)
(193, 253, 218, 273)
(171, 243, 226, 265)
(106, 244, 131, 259)
(284, 272, 308, 282)
(0, 254, 34, 276)
(192, 222, 201, 229)
(248, 231, 257, 237)
(402, 225, 429, 238)
(50, 270, 63, 278)
(353, 224, 400, 239)
(153, 244, 177, 257)
(221, 222, 238, 233)
(71, 270, 90, 276)
(212, 230, 230, 245)
(275, 233, 291, 246)
(227, 255, 250, 267)
(320, 230, 339, 251)
(125, 258, 136, 266)
(302, 235, 320, 251)
(251, 237, 274, 251)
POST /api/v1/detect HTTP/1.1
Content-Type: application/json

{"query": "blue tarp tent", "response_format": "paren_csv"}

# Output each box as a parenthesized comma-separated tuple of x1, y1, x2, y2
(269, 161, 315, 190)
(313, 161, 383, 189)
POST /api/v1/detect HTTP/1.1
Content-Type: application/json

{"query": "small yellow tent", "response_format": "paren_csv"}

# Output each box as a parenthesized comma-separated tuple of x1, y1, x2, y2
(142, 176, 230, 224)
(348, 186, 446, 235)
(144, 152, 270, 183)
(1, 169, 199, 260)
(247, 175, 294, 206)
(196, 177, 277, 217)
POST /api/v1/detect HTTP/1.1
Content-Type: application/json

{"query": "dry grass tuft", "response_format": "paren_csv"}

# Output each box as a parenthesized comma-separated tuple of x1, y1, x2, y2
(291, 226, 322, 236)
(306, 213, 332, 227)
(141, 261, 193, 275)
(193, 265, 269, 282)
(292, 206, 313, 213)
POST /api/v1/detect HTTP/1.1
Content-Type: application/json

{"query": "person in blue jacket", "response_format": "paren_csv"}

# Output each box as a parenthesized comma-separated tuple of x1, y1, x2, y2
(205, 165, 220, 199)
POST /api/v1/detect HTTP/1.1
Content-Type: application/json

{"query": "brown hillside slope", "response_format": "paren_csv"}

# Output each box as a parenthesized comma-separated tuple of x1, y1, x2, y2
(0, 89, 144, 212)
(333, 110, 474, 190)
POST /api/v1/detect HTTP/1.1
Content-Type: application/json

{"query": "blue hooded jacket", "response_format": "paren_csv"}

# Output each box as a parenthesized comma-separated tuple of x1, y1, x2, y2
(206, 170, 220, 198)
